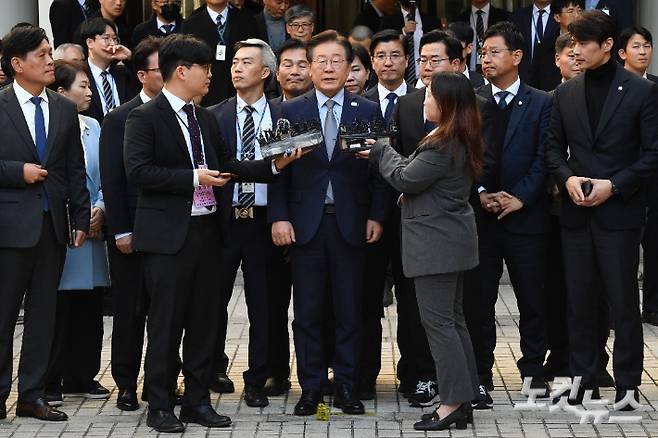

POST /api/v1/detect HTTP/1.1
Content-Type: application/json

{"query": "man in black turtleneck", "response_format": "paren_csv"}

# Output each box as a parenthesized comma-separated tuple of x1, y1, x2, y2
(546, 10, 658, 409)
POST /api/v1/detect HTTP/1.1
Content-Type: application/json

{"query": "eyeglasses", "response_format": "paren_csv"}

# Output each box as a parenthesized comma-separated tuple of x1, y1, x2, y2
(97, 34, 120, 45)
(182, 63, 211, 73)
(312, 57, 346, 68)
(373, 53, 405, 63)
(143, 67, 161, 73)
(417, 57, 450, 67)
(287, 21, 313, 30)
(480, 48, 515, 59)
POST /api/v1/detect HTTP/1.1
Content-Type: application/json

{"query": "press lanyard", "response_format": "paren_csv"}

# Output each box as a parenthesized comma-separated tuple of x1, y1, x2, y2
(235, 102, 268, 155)
(175, 110, 206, 166)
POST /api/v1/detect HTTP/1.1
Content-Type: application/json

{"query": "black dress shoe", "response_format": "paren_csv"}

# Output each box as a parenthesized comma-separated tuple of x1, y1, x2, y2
(294, 390, 323, 416)
(398, 380, 413, 398)
(597, 370, 615, 388)
(0, 402, 6, 420)
(414, 405, 468, 431)
(422, 403, 473, 423)
(244, 385, 269, 407)
(179, 404, 231, 428)
(146, 409, 185, 433)
(553, 386, 600, 405)
(614, 387, 640, 411)
(264, 377, 292, 396)
(642, 310, 658, 326)
(209, 373, 235, 393)
(16, 398, 68, 421)
(528, 378, 550, 398)
(471, 385, 493, 410)
(117, 389, 139, 411)
(333, 384, 365, 415)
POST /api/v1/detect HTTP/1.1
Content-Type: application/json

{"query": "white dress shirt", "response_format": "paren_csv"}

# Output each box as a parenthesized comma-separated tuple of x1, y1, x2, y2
(13, 81, 49, 143)
(470, 3, 491, 70)
(317, 88, 344, 134)
(233, 94, 272, 206)
(531, 4, 551, 59)
(207, 4, 229, 28)
(377, 82, 407, 119)
(88, 60, 120, 116)
(156, 16, 177, 33)
(401, 5, 423, 78)
(491, 76, 521, 107)
(161, 87, 216, 216)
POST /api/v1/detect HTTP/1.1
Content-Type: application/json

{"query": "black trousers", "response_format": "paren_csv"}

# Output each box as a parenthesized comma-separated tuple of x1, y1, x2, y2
(475, 220, 549, 386)
(108, 243, 148, 391)
(0, 214, 65, 402)
(643, 205, 658, 313)
(214, 209, 270, 388)
(290, 213, 365, 391)
(143, 215, 221, 411)
(45, 289, 104, 393)
(562, 220, 643, 389)
(266, 245, 293, 381)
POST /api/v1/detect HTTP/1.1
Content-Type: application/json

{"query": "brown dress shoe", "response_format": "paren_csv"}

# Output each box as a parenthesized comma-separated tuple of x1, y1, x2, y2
(16, 397, 68, 421)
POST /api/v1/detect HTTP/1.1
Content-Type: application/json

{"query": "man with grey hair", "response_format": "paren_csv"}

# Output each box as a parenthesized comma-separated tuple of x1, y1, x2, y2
(53, 43, 85, 61)
(349, 25, 374, 52)
(209, 38, 281, 409)
(285, 5, 315, 42)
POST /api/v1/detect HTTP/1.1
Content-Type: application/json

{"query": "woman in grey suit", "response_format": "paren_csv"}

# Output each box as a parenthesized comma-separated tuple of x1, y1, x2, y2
(365, 72, 483, 431)
(44, 61, 111, 406)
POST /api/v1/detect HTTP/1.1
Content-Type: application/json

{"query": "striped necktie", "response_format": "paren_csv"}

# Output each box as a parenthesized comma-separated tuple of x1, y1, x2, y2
(238, 105, 256, 208)
(100, 71, 115, 113)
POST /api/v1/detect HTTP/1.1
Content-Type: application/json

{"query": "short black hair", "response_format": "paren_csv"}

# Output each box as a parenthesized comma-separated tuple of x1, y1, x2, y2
(307, 30, 354, 64)
(555, 33, 574, 54)
(483, 21, 525, 52)
(277, 38, 307, 67)
(11, 22, 34, 31)
(351, 43, 372, 73)
(441, 36, 465, 63)
(553, 0, 585, 14)
(1, 25, 49, 79)
(370, 29, 406, 57)
(159, 33, 213, 82)
(419, 30, 452, 54)
(617, 26, 653, 53)
(448, 21, 474, 46)
(132, 36, 161, 73)
(48, 60, 89, 92)
(78, 17, 117, 53)
(569, 10, 616, 45)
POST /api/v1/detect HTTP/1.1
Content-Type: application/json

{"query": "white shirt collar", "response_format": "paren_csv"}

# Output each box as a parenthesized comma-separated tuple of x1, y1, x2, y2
(472, 3, 490, 15)
(236, 93, 267, 114)
(462, 65, 471, 79)
(207, 5, 229, 25)
(88, 59, 110, 78)
(156, 16, 175, 29)
(377, 82, 407, 102)
(139, 90, 152, 104)
(316, 88, 345, 108)
(161, 87, 192, 113)
(533, 3, 551, 16)
(77, 0, 86, 7)
(13, 81, 48, 105)
(491, 76, 521, 98)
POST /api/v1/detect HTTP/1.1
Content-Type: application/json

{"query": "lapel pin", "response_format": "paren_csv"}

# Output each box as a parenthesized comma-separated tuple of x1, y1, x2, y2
(351, 101, 358, 107)
(518, 101, 523, 106)
(618, 86, 623, 91)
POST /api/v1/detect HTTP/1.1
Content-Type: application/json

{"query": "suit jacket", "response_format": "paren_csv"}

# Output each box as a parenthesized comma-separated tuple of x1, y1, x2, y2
(50, 0, 98, 48)
(181, 6, 265, 106)
(454, 5, 510, 28)
(99, 94, 143, 237)
(123, 93, 275, 254)
(363, 82, 417, 116)
(370, 141, 478, 277)
(354, 2, 387, 33)
(131, 15, 182, 47)
(595, 0, 634, 33)
(468, 69, 486, 89)
(59, 115, 110, 290)
(545, 64, 658, 230)
(0, 86, 90, 248)
(267, 89, 389, 246)
(477, 82, 552, 234)
(647, 73, 658, 83)
(380, 9, 441, 34)
(208, 96, 283, 210)
(83, 62, 137, 124)
(511, 5, 561, 91)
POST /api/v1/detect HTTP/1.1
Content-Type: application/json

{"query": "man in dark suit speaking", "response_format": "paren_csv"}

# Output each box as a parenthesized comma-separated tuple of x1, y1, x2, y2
(0, 26, 89, 422)
(123, 34, 300, 433)
(269, 30, 389, 416)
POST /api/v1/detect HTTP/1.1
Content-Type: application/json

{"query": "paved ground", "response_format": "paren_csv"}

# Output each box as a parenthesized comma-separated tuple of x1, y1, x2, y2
(2, 276, 658, 437)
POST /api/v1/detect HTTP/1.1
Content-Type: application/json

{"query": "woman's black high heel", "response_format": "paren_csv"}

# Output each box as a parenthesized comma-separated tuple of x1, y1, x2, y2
(421, 403, 473, 423)
(413, 405, 468, 431)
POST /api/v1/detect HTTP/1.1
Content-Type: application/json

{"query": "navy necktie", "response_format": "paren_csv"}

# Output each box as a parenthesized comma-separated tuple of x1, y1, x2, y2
(161, 23, 175, 34)
(30, 96, 49, 211)
(384, 92, 397, 123)
(496, 91, 510, 109)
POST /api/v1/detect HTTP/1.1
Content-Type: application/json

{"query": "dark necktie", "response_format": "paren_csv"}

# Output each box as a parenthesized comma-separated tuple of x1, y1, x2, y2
(100, 71, 115, 113)
(475, 10, 485, 67)
(238, 106, 256, 208)
(496, 91, 510, 109)
(30, 96, 49, 211)
(181, 104, 205, 166)
(161, 23, 175, 34)
(404, 12, 417, 84)
(534, 9, 546, 59)
(384, 92, 397, 123)
(82, 0, 92, 18)
(216, 15, 226, 43)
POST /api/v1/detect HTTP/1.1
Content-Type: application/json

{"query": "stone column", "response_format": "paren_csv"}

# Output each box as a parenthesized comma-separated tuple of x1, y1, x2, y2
(639, 0, 658, 74)
(0, 0, 39, 35)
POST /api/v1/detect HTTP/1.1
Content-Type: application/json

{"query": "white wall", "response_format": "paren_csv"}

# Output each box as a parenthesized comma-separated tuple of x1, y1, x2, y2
(39, 0, 55, 42)
(0, 0, 39, 35)
(639, 0, 658, 75)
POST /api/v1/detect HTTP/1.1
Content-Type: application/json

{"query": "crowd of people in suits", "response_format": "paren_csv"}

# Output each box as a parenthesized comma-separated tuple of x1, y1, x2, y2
(0, 0, 657, 434)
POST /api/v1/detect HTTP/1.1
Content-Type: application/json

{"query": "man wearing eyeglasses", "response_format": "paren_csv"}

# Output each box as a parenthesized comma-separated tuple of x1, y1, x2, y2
(269, 30, 388, 417)
(79, 17, 137, 123)
(284, 5, 315, 43)
(132, 0, 183, 47)
(84, 0, 133, 51)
